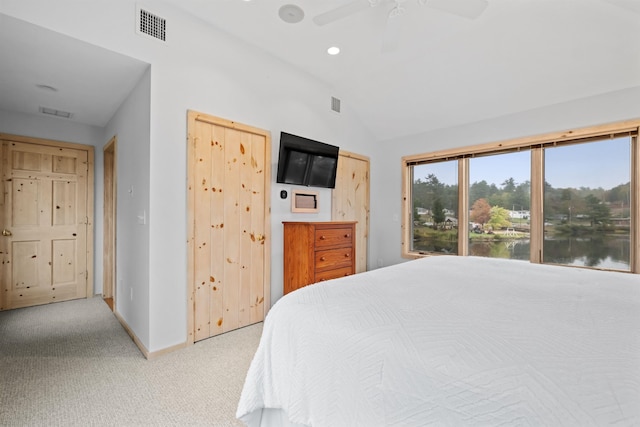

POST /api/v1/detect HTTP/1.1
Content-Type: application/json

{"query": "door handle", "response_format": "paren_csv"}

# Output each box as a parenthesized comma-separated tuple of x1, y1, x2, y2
(2, 229, 11, 236)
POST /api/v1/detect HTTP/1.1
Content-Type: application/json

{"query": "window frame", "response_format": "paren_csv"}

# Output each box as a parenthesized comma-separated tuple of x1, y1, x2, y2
(401, 119, 640, 273)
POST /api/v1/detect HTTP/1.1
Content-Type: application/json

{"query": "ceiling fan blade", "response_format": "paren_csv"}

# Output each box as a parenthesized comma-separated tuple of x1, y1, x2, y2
(426, 0, 488, 19)
(313, 0, 371, 26)
(381, 10, 403, 53)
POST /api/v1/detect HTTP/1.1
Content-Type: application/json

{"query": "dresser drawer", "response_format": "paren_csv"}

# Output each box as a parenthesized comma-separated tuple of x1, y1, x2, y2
(315, 266, 353, 283)
(314, 227, 354, 248)
(315, 248, 353, 270)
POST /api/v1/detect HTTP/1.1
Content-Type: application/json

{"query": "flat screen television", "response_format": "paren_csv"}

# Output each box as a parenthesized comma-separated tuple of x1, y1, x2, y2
(276, 132, 340, 189)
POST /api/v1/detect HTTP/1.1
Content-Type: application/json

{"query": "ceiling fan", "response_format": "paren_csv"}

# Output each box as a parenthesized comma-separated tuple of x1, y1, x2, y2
(313, 0, 489, 26)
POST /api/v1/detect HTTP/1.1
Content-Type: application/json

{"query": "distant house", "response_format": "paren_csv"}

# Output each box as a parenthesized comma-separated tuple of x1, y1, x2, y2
(443, 216, 458, 229)
(509, 210, 530, 220)
(611, 218, 631, 227)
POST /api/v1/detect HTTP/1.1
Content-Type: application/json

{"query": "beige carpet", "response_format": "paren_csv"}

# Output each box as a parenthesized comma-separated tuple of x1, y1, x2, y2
(0, 297, 263, 426)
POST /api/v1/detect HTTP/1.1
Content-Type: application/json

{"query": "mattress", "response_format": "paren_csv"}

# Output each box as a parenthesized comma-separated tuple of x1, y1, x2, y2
(237, 256, 640, 426)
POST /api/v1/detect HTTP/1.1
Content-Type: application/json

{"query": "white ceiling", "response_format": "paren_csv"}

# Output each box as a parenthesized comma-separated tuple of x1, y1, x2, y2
(164, 0, 640, 140)
(0, 14, 149, 127)
(1, 0, 639, 140)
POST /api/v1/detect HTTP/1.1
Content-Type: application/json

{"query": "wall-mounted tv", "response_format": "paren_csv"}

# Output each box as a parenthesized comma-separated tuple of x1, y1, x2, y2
(276, 132, 340, 189)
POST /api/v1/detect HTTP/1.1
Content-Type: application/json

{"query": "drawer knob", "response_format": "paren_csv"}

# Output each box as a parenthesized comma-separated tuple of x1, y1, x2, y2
(344, 234, 351, 238)
(319, 235, 326, 240)
(344, 253, 350, 258)
(320, 256, 326, 261)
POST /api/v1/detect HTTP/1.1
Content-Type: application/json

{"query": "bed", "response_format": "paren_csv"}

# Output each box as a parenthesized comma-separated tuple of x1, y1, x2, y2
(237, 256, 640, 426)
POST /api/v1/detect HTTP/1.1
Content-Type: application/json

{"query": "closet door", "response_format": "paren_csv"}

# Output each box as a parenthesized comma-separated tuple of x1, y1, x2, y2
(187, 111, 271, 342)
(332, 151, 370, 273)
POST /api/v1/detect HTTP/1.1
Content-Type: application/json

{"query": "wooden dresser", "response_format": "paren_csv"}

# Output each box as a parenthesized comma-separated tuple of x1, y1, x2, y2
(283, 221, 356, 295)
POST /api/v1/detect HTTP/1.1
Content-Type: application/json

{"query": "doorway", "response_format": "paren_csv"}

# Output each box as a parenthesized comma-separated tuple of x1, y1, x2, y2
(103, 137, 117, 311)
(0, 134, 94, 310)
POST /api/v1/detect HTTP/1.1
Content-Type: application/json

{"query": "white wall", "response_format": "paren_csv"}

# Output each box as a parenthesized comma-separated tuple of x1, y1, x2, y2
(0, 109, 104, 147)
(369, 86, 640, 269)
(145, 4, 373, 351)
(103, 68, 152, 346)
(1, 0, 373, 352)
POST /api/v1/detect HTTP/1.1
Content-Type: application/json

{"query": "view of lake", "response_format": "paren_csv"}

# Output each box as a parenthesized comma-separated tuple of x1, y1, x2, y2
(410, 136, 632, 272)
(414, 235, 631, 270)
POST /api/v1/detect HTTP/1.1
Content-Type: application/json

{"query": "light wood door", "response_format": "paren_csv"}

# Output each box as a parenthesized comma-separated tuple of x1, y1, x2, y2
(1, 138, 92, 310)
(187, 111, 271, 343)
(332, 151, 370, 273)
(103, 137, 116, 305)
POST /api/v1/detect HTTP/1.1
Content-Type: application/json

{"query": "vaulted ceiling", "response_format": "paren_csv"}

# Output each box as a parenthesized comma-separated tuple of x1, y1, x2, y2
(1, 0, 639, 140)
(164, 0, 640, 139)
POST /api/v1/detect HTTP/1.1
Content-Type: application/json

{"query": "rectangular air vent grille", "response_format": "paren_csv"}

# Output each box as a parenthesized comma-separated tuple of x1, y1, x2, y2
(331, 96, 341, 113)
(138, 8, 166, 42)
(39, 106, 73, 119)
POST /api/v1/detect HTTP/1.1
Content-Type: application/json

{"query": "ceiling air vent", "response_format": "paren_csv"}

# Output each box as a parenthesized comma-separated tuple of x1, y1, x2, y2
(39, 106, 73, 119)
(331, 96, 341, 113)
(137, 7, 166, 42)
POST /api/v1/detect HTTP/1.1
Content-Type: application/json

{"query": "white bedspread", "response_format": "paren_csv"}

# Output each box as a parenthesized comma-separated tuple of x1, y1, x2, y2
(237, 256, 640, 426)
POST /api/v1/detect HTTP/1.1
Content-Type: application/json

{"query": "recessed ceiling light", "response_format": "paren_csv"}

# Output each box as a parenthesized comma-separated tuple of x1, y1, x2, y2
(36, 84, 58, 92)
(279, 4, 304, 23)
(327, 46, 340, 55)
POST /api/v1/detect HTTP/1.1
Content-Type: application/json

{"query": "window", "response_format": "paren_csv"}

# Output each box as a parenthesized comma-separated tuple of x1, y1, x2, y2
(543, 137, 631, 270)
(402, 120, 639, 274)
(411, 161, 459, 254)
(469, 151, 531, 260)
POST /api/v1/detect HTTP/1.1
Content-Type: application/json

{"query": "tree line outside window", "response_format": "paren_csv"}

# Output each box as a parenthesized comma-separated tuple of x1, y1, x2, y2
(402, 121, 638, 273)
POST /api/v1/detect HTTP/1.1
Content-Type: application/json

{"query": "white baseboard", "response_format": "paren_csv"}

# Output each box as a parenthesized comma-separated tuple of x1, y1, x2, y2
(113, 310, 186, 359)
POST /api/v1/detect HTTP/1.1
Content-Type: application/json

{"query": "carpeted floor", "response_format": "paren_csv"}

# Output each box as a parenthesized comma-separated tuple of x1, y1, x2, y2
(0, 297, 263, 426)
